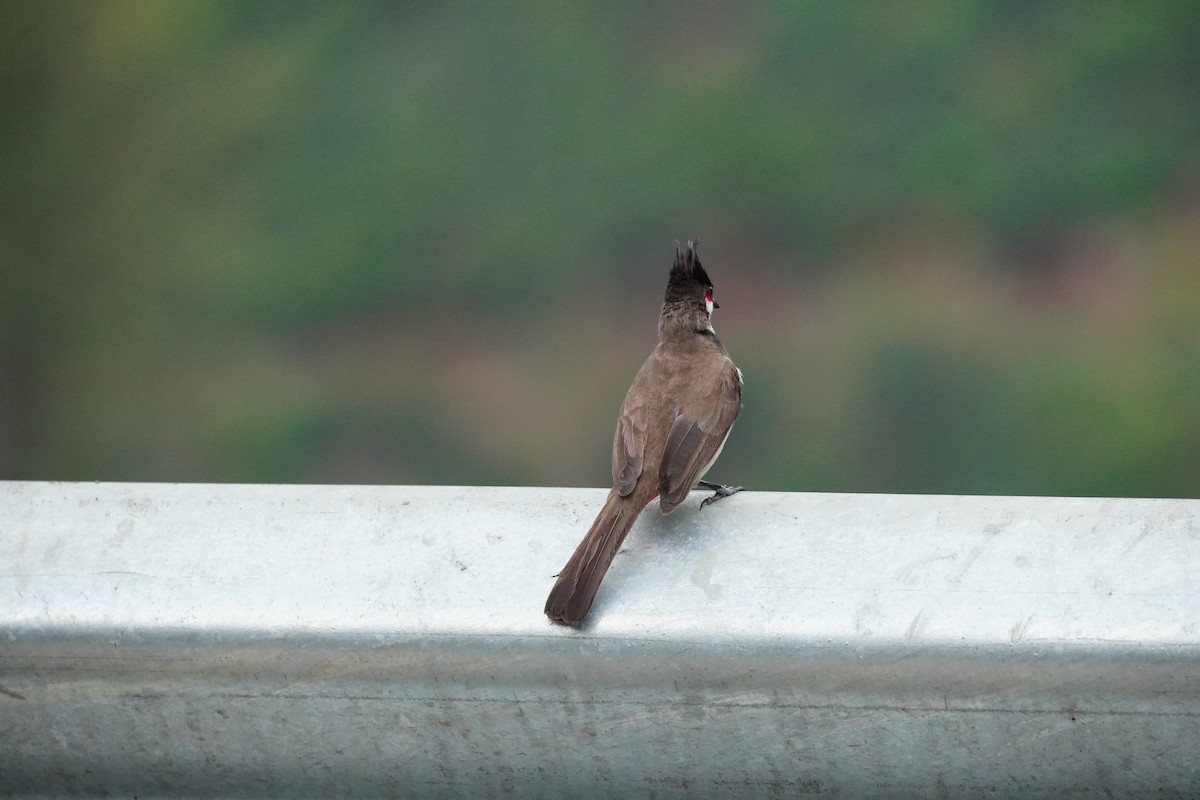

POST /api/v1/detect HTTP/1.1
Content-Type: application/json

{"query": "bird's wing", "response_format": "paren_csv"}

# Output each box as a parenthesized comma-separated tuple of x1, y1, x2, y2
(612, 397, 647, 497)
(658, 359, 742, 511)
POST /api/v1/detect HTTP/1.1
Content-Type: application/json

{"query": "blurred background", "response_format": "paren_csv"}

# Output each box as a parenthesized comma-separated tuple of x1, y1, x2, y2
(2, 2, 1198, 497)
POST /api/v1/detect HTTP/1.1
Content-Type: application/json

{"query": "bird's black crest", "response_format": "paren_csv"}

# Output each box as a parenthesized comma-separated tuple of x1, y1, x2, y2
(669, 240, 712, 290)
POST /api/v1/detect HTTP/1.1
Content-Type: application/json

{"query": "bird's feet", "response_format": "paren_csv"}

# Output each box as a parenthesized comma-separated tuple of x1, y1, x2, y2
(697, 479, 743, 508)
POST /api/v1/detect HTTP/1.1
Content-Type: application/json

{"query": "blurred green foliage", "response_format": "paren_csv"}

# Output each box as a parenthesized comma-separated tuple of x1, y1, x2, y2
(2, 2, 1199, 496)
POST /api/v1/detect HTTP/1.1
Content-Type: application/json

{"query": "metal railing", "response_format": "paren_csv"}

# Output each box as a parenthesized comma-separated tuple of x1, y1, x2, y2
(2, 481, 1198, 797)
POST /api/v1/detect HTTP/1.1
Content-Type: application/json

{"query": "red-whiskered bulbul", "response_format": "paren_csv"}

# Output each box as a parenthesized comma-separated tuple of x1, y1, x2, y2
(545, 241, 743, 625)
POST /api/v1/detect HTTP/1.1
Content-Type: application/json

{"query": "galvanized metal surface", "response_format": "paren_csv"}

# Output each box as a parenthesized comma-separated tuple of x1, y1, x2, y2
(1, 481, 1198, 797)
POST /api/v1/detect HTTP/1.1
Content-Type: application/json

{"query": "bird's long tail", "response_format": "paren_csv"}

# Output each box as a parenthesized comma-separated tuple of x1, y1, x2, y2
(544, 488, 645, 625)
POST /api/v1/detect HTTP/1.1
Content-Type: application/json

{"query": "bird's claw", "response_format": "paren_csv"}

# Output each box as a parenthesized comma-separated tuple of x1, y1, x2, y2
(698, 481, 743, 508)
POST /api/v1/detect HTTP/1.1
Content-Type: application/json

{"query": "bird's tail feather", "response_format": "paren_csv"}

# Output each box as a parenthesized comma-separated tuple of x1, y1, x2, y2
(544, 489, 642, 625)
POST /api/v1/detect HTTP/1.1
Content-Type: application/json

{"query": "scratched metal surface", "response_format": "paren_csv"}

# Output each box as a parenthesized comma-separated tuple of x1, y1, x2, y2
(1, 481, 1198, 797)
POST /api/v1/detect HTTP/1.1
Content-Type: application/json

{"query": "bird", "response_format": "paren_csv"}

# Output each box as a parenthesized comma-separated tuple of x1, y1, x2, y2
(544, 241, 743, 625)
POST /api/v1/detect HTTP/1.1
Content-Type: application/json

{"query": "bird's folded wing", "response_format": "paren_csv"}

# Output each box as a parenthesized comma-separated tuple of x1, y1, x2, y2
(658, 362, 741, 510)
(612, 407, 646, 496)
